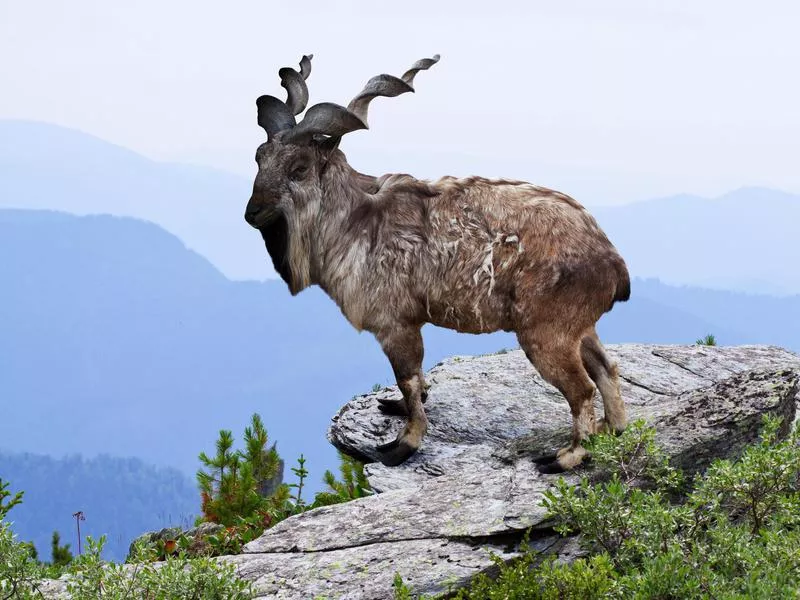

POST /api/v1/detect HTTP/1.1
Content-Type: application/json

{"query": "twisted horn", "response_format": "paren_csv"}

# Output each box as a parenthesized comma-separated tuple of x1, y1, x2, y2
(280, 53, 313, 115)
(280, 54, 439, 144)
(257, 95, 295, 139)
(256, 54, 313, 139)
(400, 55, 440, 86)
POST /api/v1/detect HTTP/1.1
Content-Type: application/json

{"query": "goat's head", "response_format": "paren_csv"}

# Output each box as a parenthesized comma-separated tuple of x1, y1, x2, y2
(245, 54, 439, 227)
(245, 53, 438, 288)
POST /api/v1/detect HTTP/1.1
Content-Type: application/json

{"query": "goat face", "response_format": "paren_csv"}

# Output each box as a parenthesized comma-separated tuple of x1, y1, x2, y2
(244, 140, 321, 230)
(244, 138, 327, 290)
(247, 53, 440, 231)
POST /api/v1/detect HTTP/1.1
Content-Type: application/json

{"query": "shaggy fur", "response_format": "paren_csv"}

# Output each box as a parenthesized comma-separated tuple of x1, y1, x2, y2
(245, 140, 630, 471)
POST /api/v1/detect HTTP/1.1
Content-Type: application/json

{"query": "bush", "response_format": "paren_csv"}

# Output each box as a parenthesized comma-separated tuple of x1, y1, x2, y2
(311, 451, 373, 508)
(50, 530, 73, 567)
(66, 536, 254, 599)
(399, 416, 800, 599)
(1, 480, 254, 599)
(696, 334, 717, 346)
(0, 520, 46, 599)
(197, 413, 289, 528)
(141, 416, 375, 559)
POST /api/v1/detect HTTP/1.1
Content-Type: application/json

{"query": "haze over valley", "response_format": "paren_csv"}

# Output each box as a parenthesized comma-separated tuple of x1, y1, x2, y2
(1, 121, 798, 559)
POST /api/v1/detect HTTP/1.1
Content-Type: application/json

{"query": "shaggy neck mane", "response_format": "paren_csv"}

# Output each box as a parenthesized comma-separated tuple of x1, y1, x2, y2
(311, 154, 436, 292)
(265, 150, 437, 298)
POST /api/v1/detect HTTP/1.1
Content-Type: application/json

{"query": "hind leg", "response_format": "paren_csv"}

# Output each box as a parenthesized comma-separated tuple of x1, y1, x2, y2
(517, 327, 597, 472)
(581, 331, 627, 434)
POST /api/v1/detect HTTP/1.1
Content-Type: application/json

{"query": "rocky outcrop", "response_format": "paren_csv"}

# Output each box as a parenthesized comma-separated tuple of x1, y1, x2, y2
(228, 344, 800, 599)
(39, 345, 800, 599)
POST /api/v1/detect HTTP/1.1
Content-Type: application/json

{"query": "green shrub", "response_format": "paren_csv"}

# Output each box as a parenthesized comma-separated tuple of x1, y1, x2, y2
(696, 333, 717, 346)
(0, 479, 23, 521)
(197, 413, 289, 528)
(50, 530, 73, 567)
(402, 416, 800, 599)
(311, 451, 373, 508)
(0, 521, 46, 599)
(66, 536, 254, 599)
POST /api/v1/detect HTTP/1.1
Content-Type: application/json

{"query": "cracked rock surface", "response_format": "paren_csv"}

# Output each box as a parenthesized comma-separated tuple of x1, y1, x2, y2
(237, 344, 799, 599)
(38, 345, 800, 599)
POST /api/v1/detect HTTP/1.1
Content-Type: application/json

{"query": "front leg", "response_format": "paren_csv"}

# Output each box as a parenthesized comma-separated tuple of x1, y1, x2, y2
(375, 327, 427, 466)
(377, 369, 429, 416)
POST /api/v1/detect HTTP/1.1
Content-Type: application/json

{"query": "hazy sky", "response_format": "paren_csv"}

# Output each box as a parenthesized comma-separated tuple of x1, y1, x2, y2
(2, 0, 799, 205)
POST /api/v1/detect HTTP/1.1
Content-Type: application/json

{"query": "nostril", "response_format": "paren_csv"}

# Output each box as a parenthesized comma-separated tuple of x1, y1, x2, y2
(245, 198, 260, 219)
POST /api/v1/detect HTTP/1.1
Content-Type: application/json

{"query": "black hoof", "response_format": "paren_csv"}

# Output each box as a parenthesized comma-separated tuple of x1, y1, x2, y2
(532, 453, 558, 466)
(536, 458, 566, 475)
(376, 436, 400, 452)
(377, 398, 409, 416)
(376, 438, 418, 466)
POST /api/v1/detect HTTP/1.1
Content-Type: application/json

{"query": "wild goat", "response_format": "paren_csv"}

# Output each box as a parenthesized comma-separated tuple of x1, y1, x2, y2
(244, 54, 630, 472)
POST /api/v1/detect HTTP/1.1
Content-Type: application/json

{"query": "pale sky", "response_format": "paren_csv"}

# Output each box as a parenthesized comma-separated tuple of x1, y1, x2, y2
(1, 0, 799, 205)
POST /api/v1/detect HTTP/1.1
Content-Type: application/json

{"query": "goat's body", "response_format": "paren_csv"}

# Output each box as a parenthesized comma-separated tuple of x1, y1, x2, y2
(248, 53, 630, 470)
(314, 174, 628, 339)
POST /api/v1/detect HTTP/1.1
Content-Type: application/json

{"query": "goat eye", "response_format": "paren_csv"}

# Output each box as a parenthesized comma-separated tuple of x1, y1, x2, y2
(289, 164, 309, 180)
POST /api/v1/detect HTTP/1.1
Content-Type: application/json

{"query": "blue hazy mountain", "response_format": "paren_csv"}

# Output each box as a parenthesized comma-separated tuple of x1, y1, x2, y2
(0, 209, 525, 484)
(3, 120, 798, 567)
(3, 209, 798, 563)
(2, 120, 799, 294)
(0, 119, 264, 281)
(592, 187, 800, 295)
(0, 451, 197, 562)
(2, 208, 795, 483)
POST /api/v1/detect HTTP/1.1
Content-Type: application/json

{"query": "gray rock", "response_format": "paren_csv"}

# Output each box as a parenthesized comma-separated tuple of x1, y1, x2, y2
(234, 345, 799, 599)
(40, 345, 800, 599)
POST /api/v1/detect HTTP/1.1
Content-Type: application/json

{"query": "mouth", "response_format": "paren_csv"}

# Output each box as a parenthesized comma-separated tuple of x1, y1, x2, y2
(244, 206, 276, 229)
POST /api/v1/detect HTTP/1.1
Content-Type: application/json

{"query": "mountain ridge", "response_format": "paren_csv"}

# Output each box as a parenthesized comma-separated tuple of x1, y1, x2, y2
(3, 119, 799, 293)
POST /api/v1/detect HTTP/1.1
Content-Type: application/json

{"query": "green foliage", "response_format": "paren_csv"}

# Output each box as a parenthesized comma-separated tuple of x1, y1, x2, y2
(0, 483, 65, 597)
(192, 414, 298, 557)
(0, 524, 42, 600)
(690, 415, 800, 534)
(65, 535, 254, 599)
(311, 451, 373, 508)
(444, 416, 800, 599)
(0, 480, 46, 599)
(392, 572, 414, 599)
(197, 413, 288, 528)
(0, 479, 23, 522)
(289, 454, 309, 511)
(585, 418, 684, 489)
(169, 416, 372, 560)
(0, 451, 198, 562)
(50, 530, 73, 567)
(3, 495, 254, 600)
(696, 333, 717, 346)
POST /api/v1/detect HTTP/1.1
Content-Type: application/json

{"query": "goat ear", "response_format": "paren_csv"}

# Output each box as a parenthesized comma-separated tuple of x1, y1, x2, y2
(317, 135, 341, 154)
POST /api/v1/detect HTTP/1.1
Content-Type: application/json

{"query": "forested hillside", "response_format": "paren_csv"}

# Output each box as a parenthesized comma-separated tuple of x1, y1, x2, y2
(0, 452, 197, 561)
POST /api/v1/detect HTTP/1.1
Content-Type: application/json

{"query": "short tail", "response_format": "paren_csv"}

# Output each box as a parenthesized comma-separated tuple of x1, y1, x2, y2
(604, 257, 630, 313)
(614, 260, 631, 303)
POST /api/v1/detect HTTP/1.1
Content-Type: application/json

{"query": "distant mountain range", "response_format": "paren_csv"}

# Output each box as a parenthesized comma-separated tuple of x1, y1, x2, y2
(2, 119, 799, 294)
(0, 119, 262, 281)
(1, 209, 797, 485)
(2, 119, 798, 558)
(0, 451, 197, 562)
(592, 188, 800, 296)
